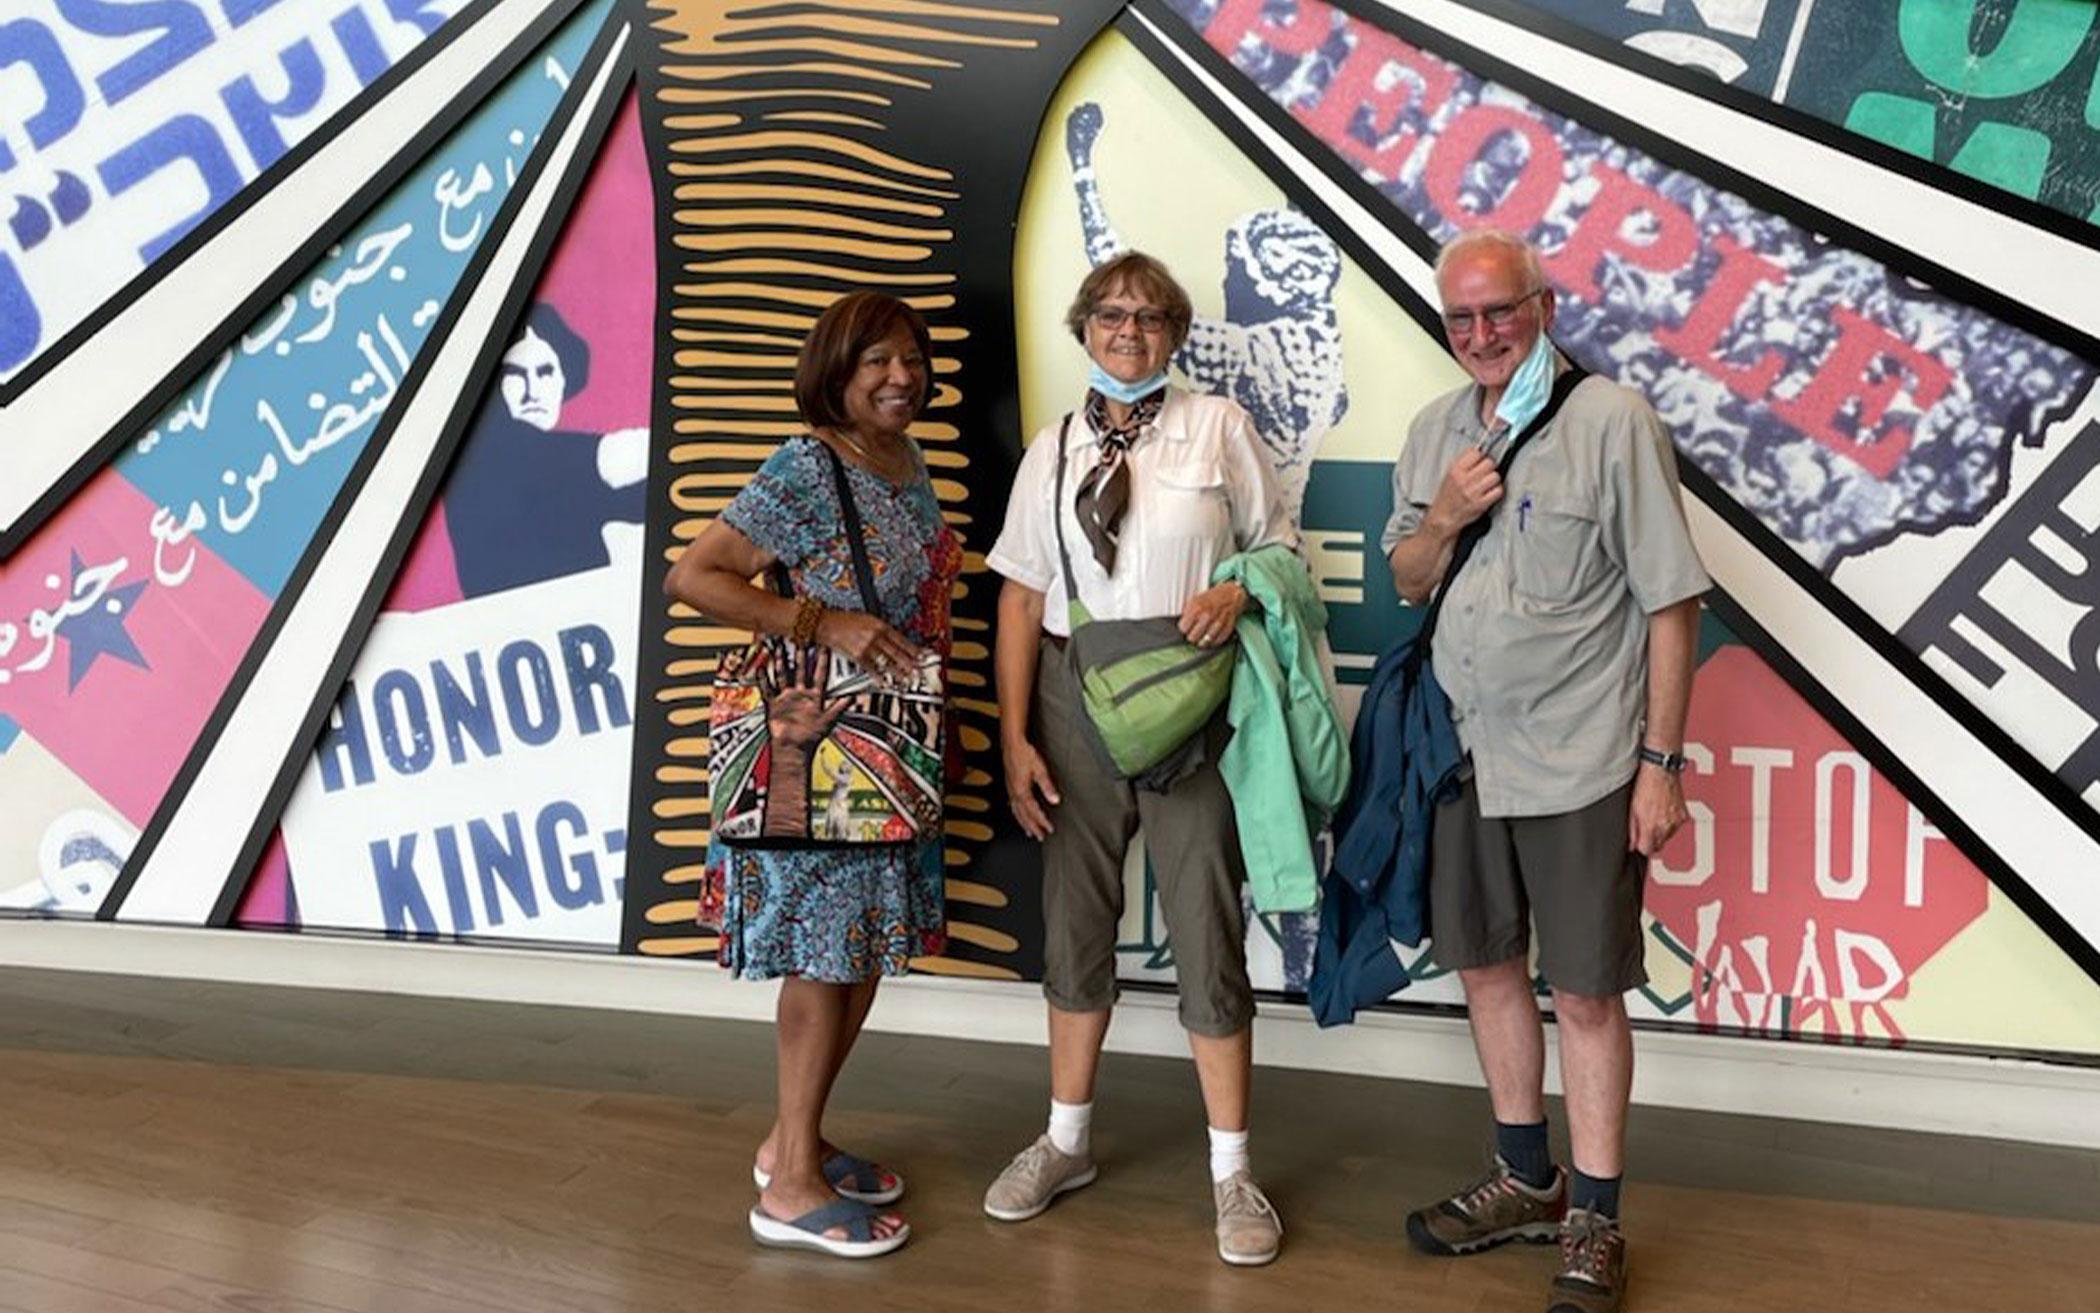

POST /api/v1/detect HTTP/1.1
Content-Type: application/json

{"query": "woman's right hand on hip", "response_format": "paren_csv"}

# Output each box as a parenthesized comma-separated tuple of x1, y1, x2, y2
(1003, 739, 1062, 840)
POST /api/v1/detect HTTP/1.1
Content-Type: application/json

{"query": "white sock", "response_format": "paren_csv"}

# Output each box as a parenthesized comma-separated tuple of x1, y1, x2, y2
(1208, 1126, 1250, 1183)
(1047, 1099, 1092, 1158)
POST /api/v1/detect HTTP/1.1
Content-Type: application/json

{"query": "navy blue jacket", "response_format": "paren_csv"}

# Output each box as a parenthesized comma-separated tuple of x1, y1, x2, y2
(1308, 633, 1464, 1026)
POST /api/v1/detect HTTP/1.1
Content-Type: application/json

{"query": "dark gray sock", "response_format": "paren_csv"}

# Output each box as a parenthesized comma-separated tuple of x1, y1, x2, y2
(1494, 1120, 1554, 1190)
(1571, 1169, 1622, 1220)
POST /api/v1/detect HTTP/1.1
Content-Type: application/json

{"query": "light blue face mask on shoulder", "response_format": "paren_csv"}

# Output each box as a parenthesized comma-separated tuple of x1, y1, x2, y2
(1490, 330, 1559, 436)
(1088, 362, 1170, 405)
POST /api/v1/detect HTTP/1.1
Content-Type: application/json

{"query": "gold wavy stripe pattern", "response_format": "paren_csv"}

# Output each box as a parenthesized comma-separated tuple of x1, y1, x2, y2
(910, 955, 1024, 980)
(637, 1, 1055, 980)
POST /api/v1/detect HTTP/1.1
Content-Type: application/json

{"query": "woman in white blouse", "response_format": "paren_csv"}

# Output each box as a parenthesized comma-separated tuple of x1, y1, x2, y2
(982, 251, 1294, 1266)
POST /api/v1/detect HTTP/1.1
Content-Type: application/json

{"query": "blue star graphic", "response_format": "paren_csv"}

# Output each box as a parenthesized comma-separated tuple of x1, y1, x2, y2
(57, 551, 149, 691)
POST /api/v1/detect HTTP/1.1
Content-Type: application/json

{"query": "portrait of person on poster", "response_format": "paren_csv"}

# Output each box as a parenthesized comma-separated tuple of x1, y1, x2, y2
(444, 303, 649, 596)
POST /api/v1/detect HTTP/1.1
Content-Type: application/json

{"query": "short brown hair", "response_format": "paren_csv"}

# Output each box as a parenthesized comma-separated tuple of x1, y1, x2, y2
(794, 290, 935, 430)
(1065, 251, 1193, 350)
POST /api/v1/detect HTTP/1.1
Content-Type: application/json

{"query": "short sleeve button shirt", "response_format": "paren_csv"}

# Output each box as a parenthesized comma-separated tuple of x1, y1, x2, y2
(1381, 364, 1711, 818)
(990, 388, 1294, 635)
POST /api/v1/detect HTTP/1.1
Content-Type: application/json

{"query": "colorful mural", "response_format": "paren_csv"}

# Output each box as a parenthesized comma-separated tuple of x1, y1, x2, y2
(618, 0, 1122, 977)
(1140, 0, 2100, 1020)
(1509, 0, 2100, 230)
(2, 0, 2095, 1069)
(0, 0, 473, 382)
(257, 92, 651, 942)
(1017, 20, 2100, 1056)
(0, 2, 606, 918)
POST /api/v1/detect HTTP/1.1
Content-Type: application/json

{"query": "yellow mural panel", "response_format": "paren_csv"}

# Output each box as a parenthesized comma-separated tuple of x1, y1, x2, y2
(1905, 888, 2100, 1055)
(1013, 30, 1464, 464)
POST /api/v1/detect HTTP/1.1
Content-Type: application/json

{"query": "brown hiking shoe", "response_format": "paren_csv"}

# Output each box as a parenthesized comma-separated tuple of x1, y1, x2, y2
(1405, 1156, 1567, 1256)
(1547, 1207, 1626, 1313)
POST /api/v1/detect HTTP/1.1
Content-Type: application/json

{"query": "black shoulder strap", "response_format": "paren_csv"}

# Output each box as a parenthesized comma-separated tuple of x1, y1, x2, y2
(822, 442, 887, 621)
(1052, 412, 1077, 601)
(1416, 364, 1589, 650)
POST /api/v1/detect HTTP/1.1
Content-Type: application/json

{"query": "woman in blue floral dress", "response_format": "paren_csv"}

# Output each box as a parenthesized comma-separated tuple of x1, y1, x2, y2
(664, 292, 960, 1259)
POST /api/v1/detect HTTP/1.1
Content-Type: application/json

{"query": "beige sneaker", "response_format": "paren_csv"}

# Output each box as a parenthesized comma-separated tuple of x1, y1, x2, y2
(1213, 1169, 1281, 1266)
(983, 1134, 1098, 1222)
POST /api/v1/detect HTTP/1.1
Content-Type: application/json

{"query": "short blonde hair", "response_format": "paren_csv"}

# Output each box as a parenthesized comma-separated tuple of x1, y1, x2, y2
(1065, 251, 1193, 350)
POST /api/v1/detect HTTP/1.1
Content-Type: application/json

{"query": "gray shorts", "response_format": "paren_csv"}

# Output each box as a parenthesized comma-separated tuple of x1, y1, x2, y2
(1426, 775, 1648, 997)
(1032, 636, 1254, 1038)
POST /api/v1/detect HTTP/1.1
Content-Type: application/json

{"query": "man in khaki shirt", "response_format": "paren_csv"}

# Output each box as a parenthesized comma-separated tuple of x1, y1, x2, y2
(1383, 230, 1708, 1313)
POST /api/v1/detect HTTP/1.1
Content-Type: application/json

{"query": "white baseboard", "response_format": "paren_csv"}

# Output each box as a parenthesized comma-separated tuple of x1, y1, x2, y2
(3, 920, 2095, 1150)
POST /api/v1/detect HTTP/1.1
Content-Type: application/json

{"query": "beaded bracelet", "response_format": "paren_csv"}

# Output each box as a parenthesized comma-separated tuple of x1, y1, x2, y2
(790, 595, 825, 646)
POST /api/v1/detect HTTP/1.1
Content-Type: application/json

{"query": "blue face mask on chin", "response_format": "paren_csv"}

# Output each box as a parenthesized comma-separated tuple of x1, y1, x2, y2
(1491, 331, 1558, 436)
(1089, 361, 1170, 406)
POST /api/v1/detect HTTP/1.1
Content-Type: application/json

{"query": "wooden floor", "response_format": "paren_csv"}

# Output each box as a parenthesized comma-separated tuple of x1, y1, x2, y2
(0, 968, 2095, 1313)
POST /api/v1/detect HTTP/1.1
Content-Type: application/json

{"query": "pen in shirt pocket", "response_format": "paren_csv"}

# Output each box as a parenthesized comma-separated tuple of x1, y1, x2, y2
(1518, 493, 1532, 532)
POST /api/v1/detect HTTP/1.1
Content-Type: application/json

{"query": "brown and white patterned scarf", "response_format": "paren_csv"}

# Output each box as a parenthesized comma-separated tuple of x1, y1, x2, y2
(1073, 385, 1167, 574)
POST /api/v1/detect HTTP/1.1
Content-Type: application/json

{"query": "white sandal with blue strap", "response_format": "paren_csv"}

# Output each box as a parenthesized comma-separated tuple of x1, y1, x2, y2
(747, 1198, 909, 1259)
(752, 1151, 905, 1205)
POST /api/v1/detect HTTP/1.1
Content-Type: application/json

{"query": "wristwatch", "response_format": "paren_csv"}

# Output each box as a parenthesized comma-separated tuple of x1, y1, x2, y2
(1637, 745, 1687, 774)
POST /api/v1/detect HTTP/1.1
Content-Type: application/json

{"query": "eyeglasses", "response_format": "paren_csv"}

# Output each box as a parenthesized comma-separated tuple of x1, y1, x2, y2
(1441, 287, 1544, 337)
(1090, 306, 1172, 333)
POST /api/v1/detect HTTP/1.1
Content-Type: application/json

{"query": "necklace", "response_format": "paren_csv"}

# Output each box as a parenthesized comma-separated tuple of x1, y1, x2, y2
(822, 426, 912, 482)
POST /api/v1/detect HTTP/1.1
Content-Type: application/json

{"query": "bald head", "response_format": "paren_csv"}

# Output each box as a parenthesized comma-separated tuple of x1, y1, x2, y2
(1435, 229, 1554, 398)
(1434, 229, 1544, 289)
